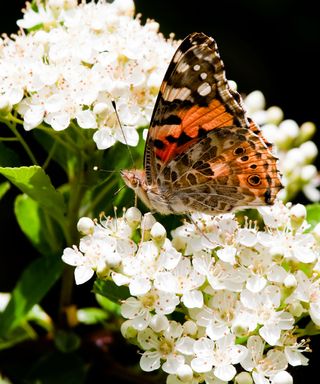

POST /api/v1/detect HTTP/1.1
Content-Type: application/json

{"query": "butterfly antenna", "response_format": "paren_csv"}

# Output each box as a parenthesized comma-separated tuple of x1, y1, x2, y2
(113, 184, 126, 197)
(93, 165, 117, 174)
(111, 99, 135, 168)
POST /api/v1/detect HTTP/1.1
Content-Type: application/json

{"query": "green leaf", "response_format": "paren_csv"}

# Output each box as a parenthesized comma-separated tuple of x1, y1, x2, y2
(306, 203, 320, 230)
(0, 181, 10, 200)
(95, 294, 121, 315)
(0, 166, 66, 223)
(303, 319, 320, 336)
(0, 256, 64, 337)
(54, 330, 81, 353)
(14, 194, 63, 256)
(77, 307, 109, 324)
(93, 279, 130, 303)
(0, 324, 36, 350)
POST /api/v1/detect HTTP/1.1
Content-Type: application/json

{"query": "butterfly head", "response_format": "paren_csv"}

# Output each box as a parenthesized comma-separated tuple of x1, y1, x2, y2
(120, 169, 153, 211)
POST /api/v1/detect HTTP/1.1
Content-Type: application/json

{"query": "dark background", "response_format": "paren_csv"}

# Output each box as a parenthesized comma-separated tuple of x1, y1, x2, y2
(1, 1, 319, 383)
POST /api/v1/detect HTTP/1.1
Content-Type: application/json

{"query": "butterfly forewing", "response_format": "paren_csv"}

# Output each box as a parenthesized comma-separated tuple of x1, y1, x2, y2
(124, 32, 282, 215)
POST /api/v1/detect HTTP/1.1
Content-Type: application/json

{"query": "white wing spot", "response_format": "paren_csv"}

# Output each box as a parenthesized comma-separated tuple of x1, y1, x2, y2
(193, 64, 201, 71)
(173, 50, 183, 63)
(163, 86, 192, 102)
(200, 72, 207, 80)
(177, 61, 190, 73)
(197, 82, 211, 96)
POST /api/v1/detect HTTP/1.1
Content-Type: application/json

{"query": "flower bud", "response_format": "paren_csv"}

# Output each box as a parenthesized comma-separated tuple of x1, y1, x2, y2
(301, 164, 317, 182)
(251, 110, 267, 125)
(299, 121, 316, 142)
(299, 141, 318, 163)
(290, 204, 306, 230)
(182, 320, 198, 336)
(266, 106, 284, 125)
(271, 371, 293, 384)
(288, 302, 304, 317)
(149, 314, 169, 332)
(93, 102, 109, 116)
(234, 372, 253, 384)
(125, 207, 142, 229)
(121, 319, 138, 339)
(151, 222, 166, 244)
(261, 123, 278, 143)
(228, 80, 237, 91)
(0, 96, 12, 116)
(245, 90, 265, 112)
(113, 0, 135, 16)
(284, 273, 297, 288)
(141, 213, 156, 231)
(77, 217, 95, 235)
(176, 364, 193, 382)
(279, 119, 299, 140)
(96, 259, 109, 278)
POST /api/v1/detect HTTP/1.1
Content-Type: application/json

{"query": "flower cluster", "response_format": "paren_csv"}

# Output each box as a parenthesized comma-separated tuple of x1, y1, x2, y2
(0, 0, 177, 148)
(62, 201, 319, 384)
(244, 90, 319, 202)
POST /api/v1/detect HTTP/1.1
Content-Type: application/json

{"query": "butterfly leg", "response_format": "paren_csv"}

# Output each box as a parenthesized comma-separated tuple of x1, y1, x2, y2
(186, 213, 216, 246)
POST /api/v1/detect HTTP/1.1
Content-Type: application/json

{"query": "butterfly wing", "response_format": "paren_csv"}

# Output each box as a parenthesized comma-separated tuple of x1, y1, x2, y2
(145, 32, 247, 182)
(159, 125, 282, 214)
(144, 32, 282, 214)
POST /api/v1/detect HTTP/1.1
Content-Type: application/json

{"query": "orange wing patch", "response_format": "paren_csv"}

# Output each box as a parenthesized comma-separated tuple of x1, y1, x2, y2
(153, 99, 235, 163)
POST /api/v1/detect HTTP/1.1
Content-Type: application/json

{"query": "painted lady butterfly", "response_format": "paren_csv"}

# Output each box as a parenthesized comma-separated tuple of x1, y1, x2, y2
(121, 32, 282, 215)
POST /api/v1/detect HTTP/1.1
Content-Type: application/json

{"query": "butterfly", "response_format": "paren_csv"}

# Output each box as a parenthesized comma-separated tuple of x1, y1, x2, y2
(121, 32, 282, 215)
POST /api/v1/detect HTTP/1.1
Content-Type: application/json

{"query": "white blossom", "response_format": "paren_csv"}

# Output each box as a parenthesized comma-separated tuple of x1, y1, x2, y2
(191, 334, 247, 381)
(62, 200, 315, 382)
(1, 0, 178, 148)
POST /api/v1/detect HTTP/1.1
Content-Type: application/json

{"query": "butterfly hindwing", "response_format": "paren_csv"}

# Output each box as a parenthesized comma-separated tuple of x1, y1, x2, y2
(156, 126, 282, 214)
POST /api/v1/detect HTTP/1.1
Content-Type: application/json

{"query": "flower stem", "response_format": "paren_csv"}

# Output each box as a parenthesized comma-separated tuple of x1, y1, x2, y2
(0, 116, 38, 164)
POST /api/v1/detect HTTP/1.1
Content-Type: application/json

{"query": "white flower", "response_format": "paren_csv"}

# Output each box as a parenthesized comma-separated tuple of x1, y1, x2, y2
(191, 334, 247, 381)
(241, 336, 288, 383)
(2, 0, 178, 148)
(278, 332, 310, 367)
(205, 260, 248, 292)
(121, 289, 179, 330)
(241, 286, 294, 346)
(62, 246, 95, 284)
(193, 290, 249, 340)
(286, 270, 320, 326)
(154, 257, 205, 308)
(17, 3, 55, 29)
(62, 203, 320, 383)
(137, 321, 185, 374)
(62, 213, 136, 284)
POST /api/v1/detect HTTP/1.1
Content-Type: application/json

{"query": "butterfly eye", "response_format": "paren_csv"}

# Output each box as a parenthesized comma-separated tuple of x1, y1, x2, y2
(234, 147, 245, 155)
(247, 175, 261, 186)
(131, 177, 140, 188)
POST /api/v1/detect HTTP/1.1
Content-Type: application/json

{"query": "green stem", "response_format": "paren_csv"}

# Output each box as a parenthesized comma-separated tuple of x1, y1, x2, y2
(36, 125, 81, 156)
(42, 140, 58, 170)
(0, 116, 38, 164)
(0, 137, 19, 141)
